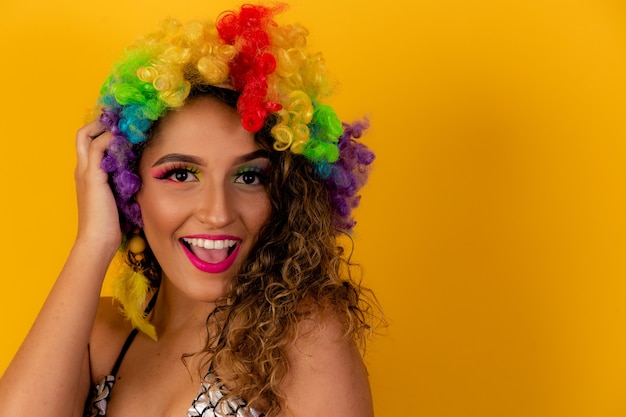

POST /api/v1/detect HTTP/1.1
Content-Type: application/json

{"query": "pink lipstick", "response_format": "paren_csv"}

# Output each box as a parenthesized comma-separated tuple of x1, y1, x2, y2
(180, 235, 241, 273)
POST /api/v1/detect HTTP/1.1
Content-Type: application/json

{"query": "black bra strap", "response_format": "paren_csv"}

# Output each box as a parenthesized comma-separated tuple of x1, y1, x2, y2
(109, 289, 159, 377)
(110, 328, 138, 377)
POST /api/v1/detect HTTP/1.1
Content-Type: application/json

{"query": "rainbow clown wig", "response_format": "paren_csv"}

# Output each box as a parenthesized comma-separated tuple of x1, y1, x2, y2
(98, 3, 374, 337)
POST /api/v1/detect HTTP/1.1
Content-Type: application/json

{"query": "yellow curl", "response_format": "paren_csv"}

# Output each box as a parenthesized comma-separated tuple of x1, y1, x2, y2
(287, 90, 313, 123)
(289, 123, 310, 154)
(196, 56, 230, 85)
(159, 81, 190, 108)
(183, 20, 204, 42)
(271, 126, 293, 152)
(137, 66, 158, 83)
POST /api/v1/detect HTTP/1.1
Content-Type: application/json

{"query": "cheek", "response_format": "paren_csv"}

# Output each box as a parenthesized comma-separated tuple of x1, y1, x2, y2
(136, 186, 183, 231)
(251, 195, 272, 230)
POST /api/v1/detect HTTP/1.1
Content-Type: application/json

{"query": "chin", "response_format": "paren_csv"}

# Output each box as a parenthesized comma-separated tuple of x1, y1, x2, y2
(161, 269, 233, 305)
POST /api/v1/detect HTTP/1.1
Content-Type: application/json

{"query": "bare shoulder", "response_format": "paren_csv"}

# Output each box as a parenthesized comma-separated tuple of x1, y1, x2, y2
(88, 297, 132, 383)
(280, 309, 373, 417)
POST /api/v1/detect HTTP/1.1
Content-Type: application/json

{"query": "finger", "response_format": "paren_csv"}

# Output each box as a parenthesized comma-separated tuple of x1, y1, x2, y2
(75, 121, 106, 172)
(86, 131, 115, 175)
(76, 120, 106, 146)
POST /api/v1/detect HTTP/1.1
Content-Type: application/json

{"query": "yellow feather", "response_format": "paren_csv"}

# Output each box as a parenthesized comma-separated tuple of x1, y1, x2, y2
(110, 251, 158, 341)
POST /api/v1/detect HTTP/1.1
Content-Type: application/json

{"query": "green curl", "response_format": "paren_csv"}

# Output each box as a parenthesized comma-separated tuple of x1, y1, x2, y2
(312, 104, 342, 143)
(302, 138, 340, 163)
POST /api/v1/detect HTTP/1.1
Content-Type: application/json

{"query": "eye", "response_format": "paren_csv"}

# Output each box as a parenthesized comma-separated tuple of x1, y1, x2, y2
(153, 165, 200, 183)
(169, 169, 194, 182)
(234, 168, 267, 186)
(238, 172, 259, 185)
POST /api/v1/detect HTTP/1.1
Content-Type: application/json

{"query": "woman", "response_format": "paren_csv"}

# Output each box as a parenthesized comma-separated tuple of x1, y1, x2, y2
(0, 4, 377, 416)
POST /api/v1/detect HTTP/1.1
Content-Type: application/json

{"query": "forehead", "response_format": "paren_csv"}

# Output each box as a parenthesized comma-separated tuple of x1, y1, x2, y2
(144, 96, 259, 157)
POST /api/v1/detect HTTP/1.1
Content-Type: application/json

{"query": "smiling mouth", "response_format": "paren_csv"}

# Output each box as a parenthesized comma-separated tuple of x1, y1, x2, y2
(181, 237, 239, 264)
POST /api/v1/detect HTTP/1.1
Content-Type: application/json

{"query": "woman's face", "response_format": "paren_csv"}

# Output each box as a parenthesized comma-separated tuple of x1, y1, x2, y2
(136, 96, 272, 302)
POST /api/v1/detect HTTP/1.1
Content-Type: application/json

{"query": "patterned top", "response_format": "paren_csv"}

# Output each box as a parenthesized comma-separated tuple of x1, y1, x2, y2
(188, 377, 262, 417)
(83, 328, 261, 417)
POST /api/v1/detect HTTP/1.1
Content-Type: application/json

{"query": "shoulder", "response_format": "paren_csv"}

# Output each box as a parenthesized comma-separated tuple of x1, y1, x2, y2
(279, 308, 373, 417)
(88, 297, 133, 383)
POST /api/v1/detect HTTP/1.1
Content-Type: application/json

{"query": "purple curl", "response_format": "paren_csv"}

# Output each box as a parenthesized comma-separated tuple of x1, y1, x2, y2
(325, 119, 374, 231)
(99, 108, 144, 231)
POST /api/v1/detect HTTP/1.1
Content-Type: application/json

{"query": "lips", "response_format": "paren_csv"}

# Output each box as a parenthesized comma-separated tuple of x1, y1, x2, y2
(180, 236, 241, 273)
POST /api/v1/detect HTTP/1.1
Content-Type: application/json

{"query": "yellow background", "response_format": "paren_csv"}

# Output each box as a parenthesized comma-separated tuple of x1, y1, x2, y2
(2, 0, 626, 416)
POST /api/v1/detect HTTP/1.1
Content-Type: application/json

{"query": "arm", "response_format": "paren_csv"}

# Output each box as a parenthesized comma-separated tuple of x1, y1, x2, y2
(279, 314, 374, 417)
(0, 123, 122, 417)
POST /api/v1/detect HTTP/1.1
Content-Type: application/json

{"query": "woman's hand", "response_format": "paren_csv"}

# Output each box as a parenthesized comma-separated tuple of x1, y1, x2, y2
(74, 121, 122, 254)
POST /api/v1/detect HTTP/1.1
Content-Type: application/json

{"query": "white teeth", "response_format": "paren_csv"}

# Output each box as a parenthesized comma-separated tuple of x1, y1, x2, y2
(183, 238, 237, 250)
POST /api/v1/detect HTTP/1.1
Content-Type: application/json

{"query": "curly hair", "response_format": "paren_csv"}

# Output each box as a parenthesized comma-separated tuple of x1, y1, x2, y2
(191, 100, 377, 416)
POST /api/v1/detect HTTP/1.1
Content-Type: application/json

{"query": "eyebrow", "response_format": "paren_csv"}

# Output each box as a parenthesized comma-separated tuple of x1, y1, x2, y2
(234, 149, 271, 165)
(151, 149, 271, 168)
(151, 153, 204, 167)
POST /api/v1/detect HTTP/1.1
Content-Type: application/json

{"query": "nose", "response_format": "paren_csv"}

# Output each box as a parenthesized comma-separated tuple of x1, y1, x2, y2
(194, 181, 236, 228)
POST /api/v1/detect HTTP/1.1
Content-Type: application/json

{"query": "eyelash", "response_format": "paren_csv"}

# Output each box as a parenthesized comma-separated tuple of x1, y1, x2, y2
(153, 164, 200, 182)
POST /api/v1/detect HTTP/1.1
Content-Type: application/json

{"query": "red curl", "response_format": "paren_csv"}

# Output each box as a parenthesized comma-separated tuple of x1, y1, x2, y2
(242, 110, 267, 132)
(259, 53, 276, 74)
(216, 4, 285, 132)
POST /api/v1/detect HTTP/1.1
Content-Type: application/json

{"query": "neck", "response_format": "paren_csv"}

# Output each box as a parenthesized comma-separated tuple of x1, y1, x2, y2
(150, 278, 219, 340)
